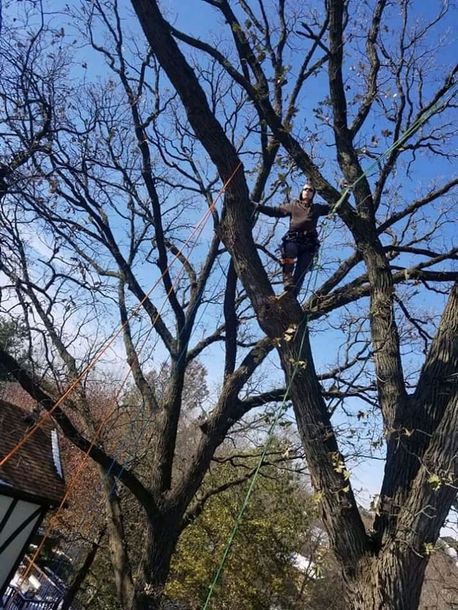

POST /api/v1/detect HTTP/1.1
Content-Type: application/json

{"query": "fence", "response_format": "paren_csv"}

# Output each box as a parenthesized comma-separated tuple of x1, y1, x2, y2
(2, 584, 60, 610)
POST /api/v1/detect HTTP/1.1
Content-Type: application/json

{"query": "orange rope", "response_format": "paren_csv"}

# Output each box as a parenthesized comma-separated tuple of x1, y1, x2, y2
(16, 161, 242, 581)
(22, 268, 183, 581)
(0, 161, 241, 469)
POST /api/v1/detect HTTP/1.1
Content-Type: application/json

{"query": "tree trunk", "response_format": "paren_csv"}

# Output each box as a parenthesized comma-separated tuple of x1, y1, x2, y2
(131, 516, 180, 610)
(100, 469, 136, 609)
(60, 528, 105, 610)
(347, 549, 428, 610)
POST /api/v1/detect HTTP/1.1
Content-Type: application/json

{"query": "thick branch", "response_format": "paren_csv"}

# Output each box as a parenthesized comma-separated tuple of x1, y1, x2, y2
(327, 0, 374, 216)
(374, 283, 458, 543)
(350, 0, 387, 137)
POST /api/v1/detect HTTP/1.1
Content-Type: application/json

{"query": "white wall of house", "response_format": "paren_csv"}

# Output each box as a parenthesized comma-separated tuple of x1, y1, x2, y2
(0, 495, 42, 591)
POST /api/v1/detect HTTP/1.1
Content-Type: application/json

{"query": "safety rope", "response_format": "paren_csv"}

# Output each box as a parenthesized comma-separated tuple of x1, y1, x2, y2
(15, 163, 243, 589)
(0, 163, 242, 469)
(333, 83, 457, 213)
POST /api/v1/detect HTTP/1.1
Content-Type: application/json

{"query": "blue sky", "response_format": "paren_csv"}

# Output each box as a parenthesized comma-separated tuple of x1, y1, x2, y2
(2, 0, 457, 528)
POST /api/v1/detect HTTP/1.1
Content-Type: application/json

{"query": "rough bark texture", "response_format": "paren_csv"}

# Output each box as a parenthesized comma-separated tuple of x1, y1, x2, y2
(350, 551, 428, 610)
(131, 515, 181, 610)
(100, 469, 136, 609)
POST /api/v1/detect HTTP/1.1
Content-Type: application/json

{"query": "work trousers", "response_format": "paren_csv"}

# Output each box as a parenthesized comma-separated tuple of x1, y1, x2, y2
(281, 234, 318, 294)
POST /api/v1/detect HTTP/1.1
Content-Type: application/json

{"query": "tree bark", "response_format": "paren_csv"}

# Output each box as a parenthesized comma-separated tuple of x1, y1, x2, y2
(100, 469, 136, 609)
(348, 549, 428, 610)
(131, 515, 181, 610)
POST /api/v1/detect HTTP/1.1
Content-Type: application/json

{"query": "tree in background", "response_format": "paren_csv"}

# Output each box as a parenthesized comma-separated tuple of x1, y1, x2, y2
(166, 448, 342, 610)
(0, 318, 29, 380)
(0, 1, 456, 609)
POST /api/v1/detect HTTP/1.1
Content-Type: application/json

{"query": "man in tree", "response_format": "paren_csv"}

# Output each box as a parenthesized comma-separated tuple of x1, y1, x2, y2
(255, 183, 330, 293)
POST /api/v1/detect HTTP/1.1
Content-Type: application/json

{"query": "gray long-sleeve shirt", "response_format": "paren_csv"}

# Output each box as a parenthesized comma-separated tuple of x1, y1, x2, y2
(257, 200, 330, 237)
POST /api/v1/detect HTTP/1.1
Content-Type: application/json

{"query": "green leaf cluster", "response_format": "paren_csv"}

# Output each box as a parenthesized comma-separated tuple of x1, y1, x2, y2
(166, 448, 342, 610)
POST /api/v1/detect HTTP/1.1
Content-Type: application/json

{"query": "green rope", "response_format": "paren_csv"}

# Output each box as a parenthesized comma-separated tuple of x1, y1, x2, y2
(201, 267, 320, 610)
(200, 403, 288, 609)
(333, 82, 457, 212)
(201, 347, 307, 610)
(201, 81, 456, 609)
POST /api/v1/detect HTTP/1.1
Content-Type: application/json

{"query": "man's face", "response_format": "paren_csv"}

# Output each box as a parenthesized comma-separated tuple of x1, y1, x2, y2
(301, 185, 314, 203)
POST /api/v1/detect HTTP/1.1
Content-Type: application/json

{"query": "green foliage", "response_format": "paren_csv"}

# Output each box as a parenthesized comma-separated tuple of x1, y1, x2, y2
(166, 449, 341, 610)
(428, 473, 442, 491)
(78, 548, 122, 610)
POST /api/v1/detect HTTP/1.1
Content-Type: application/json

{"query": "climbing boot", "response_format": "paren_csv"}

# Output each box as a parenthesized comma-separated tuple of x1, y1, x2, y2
(282, 261, 295, 291)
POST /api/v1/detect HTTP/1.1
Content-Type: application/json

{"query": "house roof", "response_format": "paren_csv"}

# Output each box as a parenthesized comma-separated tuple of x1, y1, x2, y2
(0, 399, 65, 507)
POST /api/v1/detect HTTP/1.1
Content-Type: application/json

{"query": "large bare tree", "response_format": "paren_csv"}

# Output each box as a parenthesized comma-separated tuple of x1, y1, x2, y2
(0, 1, 457, 609)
